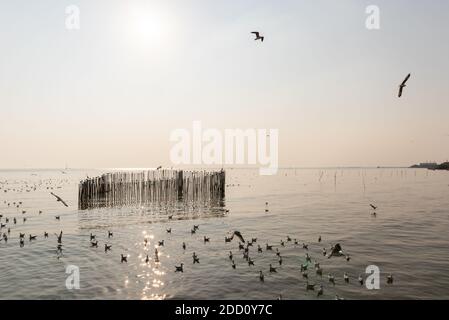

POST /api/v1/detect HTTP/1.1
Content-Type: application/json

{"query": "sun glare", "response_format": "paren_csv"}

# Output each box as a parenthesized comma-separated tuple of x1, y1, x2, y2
(125, 5, 173, 49)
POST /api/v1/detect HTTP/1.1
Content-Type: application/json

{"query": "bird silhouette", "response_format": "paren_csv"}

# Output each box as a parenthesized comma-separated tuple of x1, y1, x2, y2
(229, 231, 245, 243)
(398, 73, 411, 98)
(317, 285, 323, 298)
(50, 192, 68, 207)
(175, 263, 184, 272)
(387, 274, 394, 284)
(251, 31, 264, 42)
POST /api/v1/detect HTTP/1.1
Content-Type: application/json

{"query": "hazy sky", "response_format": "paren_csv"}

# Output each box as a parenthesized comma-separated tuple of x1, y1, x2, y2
(0, 0, 448, 169)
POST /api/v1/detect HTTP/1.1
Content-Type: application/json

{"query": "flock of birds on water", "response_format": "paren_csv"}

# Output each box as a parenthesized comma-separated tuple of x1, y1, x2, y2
(1, 175, 395, 299)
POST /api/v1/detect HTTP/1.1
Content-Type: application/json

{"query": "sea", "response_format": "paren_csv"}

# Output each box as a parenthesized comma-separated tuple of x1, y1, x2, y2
(0, 168, 448, 300)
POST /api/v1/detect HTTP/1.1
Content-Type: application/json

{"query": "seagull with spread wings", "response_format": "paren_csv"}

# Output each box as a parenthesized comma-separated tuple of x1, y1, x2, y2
(251, 31, 264, 42)
(50, 192, 68, 207)
(398, 73, 411, 98)
(228, 230, 245, 243)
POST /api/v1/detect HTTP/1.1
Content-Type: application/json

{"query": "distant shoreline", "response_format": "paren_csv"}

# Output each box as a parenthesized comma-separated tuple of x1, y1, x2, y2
(0, 166, 423, 172)
(410, 162, 449, 170)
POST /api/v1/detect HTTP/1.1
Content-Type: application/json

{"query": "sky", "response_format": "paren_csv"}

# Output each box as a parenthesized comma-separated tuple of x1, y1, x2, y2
(0, 0, 448, 169)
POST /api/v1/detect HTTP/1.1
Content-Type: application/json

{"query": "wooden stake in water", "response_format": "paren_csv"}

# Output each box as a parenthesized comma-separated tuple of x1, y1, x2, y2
(78, 169, 226, 210)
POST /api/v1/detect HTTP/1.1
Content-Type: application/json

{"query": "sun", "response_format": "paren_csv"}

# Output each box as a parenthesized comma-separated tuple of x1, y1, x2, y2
(125, 4, 173, 49)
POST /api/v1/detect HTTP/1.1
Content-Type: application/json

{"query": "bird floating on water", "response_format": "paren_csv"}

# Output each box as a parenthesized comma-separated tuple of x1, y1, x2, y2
(328, 274, 335, 286)
(387, 274, 394, 284)
(317, 285, 323, 298)
(276, 248, 281, 257)
(306, 282, 315, 291)
(358, 274, 364, 286)
(328, 243, 345, 258)
(175, 263, 184, 272)
(305, 253, 312, 263)
(56, 231, 63, 243)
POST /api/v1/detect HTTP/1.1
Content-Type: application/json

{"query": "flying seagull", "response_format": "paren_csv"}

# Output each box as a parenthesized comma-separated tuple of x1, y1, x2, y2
(251, 31, 264, 42)
(229, 231, 245, 243)
(50, 192, 68, 207)
(398, 73, 411, 98)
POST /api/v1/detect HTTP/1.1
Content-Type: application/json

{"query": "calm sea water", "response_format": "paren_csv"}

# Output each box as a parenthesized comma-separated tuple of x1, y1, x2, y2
(0, 168, 448, 300)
